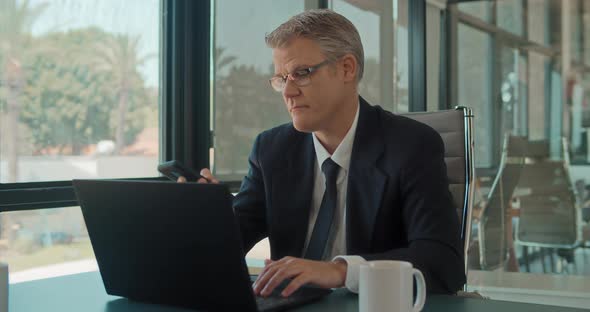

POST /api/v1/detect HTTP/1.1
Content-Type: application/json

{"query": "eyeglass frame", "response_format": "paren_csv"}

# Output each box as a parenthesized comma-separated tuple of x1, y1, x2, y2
(268, 59, 333, 92)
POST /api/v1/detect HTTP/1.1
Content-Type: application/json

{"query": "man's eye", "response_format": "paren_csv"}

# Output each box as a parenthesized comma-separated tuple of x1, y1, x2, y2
(292, 69, 310, 79)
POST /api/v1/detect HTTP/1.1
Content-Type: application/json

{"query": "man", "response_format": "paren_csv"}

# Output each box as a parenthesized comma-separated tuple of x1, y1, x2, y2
(181, 9, 465, 297)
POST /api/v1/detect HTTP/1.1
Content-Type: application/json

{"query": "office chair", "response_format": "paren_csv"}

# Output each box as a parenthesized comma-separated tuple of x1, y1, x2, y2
(514, 138, 581, 274)
(478, 135, 526, 271)
(401, 107, 475, 277)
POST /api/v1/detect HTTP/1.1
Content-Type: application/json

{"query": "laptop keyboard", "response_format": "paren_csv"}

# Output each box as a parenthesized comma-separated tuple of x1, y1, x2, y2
(251, 278, 332, 312)
(255, 294, 305, 311)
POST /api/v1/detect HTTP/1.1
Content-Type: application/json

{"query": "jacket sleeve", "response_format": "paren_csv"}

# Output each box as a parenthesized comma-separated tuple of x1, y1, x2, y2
(232, 134, 268, 254)
(360, 129, 466, 294)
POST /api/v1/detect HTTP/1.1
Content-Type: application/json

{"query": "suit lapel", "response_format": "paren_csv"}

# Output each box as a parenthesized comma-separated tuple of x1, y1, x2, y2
(270, 131, 315, 258)
(346, 98, 387, 254)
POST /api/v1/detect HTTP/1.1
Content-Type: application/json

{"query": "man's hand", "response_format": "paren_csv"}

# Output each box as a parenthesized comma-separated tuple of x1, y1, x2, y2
(177, 168, 219, 184)
(252, 256, 347, 297)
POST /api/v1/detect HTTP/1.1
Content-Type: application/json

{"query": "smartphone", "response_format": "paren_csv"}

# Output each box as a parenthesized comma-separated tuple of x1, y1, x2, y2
(158, 160, 206, 182)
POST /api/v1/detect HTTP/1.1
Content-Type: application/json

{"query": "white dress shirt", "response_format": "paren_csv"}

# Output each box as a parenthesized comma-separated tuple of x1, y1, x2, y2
(302, 103, 367, 293)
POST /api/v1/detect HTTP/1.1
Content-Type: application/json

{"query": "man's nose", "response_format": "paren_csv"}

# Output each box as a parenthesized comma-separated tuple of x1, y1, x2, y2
(282, 79, 300, 98)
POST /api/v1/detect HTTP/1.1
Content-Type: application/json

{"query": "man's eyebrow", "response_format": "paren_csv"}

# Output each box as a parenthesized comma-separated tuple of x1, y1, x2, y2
(292, 63, 312, 71)
(273, 65, 299, 77)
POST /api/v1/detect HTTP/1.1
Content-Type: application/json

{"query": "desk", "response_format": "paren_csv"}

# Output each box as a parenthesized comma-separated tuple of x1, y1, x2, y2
(10, 272, 590, 312)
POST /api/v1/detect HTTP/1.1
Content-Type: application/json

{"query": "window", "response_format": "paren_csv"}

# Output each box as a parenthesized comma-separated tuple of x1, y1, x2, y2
(0, 207, 96, 283)
(211, 0, 302, 182)
(211, 0, 308, 260)
(0, 0, 160, 183)
(498, 45, 527, 138)
(457, 24, 493, 167)
(527, 52, 549, 141)
(449, 0, 590, 308)
(211, 0, 410, 185)
(496, 0, 524, 36)
(0, 0, 161, 281)
(331, 0, 409, 113)
(458, 1, 491, 22)
(570, 0, 583, 62)
(527, 0, 549, 46)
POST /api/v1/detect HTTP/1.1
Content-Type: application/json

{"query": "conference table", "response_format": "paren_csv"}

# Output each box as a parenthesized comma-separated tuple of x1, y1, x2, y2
(10, 270, 589, 312)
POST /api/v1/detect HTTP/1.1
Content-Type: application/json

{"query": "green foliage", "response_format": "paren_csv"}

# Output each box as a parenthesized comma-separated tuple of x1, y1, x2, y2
(1, 0, 157, 156)
(3, 25, 156, 154)
(0, 0, 48, 113)
(214, 55, 290, 174)
(20, 29, 108, 152)
(88, 32, 156, 152)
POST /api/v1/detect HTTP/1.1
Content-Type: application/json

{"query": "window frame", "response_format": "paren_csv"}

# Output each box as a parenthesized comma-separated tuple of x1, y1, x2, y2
(0, 0, 212, 213)
(1, 0, 429, 213)
(445, 0, 562, 169)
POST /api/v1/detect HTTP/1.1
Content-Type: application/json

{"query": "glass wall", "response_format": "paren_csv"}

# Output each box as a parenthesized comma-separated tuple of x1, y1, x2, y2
(211, 0, 409, 261)
(0, 0, 161, 281)
(458, 1, 491, 22)
(211, 0, 409, 184)
(0, 0, 161, 183)
(450, 0, 590, 308)
(0, 207, 95, 283)
(496, 0, 524, 36)
(331, 0, 409, 113)
(211, 0, 299, 182)
(211, 1, 308, 260)
(457, 24, 493, 167)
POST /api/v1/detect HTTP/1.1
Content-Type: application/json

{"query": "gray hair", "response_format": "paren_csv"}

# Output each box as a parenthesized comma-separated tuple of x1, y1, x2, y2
(265, 9, 365, 82)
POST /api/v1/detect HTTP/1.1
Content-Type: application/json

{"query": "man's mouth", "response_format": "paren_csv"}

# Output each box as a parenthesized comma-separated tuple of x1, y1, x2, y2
(291, 105, 309, 112)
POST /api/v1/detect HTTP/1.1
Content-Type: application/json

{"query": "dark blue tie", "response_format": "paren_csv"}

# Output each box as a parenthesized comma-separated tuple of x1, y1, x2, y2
(305, 158, 340, 260)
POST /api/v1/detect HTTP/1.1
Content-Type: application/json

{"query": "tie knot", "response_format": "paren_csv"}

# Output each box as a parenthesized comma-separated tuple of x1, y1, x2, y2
(321, 158, 340, 182)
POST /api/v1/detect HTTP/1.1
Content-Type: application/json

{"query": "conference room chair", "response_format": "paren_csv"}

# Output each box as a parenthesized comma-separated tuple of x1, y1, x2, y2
(478, 135, 526, 271)
(401, 106, 475, 279)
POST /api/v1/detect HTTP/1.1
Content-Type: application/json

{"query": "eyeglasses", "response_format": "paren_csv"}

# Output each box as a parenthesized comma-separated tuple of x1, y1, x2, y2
(269, 59, 332, 92)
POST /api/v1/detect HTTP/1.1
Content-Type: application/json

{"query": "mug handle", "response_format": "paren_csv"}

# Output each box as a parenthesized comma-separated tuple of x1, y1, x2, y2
(412, 269, 426, 312)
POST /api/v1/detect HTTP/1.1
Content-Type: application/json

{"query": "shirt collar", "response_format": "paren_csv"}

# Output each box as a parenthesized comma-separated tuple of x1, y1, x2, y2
(312, 102, 360, 172)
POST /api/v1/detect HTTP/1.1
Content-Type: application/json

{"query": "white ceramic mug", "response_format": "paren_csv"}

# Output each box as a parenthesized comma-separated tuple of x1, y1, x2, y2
(0, 262, 7, 312)
(359, 260, 426, 312)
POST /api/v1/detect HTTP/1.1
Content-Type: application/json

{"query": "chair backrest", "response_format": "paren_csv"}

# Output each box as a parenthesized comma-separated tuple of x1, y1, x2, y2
(401, 107, 475, 274)
(479, 136, 580, 270)
(514, 139, 578, 248)
(478, 135, 526, 270)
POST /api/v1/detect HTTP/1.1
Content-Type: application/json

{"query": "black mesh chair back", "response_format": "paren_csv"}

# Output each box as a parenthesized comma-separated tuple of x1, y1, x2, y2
(401, 107, 475, 274)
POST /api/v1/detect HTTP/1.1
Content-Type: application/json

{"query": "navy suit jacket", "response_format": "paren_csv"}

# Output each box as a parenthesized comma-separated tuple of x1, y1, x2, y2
(233, 97, 466, 294)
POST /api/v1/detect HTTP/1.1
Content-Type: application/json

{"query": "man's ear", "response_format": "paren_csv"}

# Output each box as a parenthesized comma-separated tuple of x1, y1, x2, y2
(340, 54, 358, 83)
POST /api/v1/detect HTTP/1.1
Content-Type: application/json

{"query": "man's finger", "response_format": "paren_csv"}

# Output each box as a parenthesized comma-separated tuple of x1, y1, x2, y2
(273, 256, 295, 266)
(261, 267, 301, 297)
(257, 259, 275, 279)
(199, 168, 220, 184)
(253, 263, 280, 295)
(281, 273, 309, 297)
(177, 176, 187, 183)
(197, 177, 208, 184)
(254, 257, 299, 295)
(200, 168, 214, 179)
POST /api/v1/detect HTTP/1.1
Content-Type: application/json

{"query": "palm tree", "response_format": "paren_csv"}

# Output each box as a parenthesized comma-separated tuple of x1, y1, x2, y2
(90, 34, 153, 154)
(0, 0, 48, 183)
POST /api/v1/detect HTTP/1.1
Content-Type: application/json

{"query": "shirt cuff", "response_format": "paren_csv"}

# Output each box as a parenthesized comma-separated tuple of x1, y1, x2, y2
(332, 255, 367, 293)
